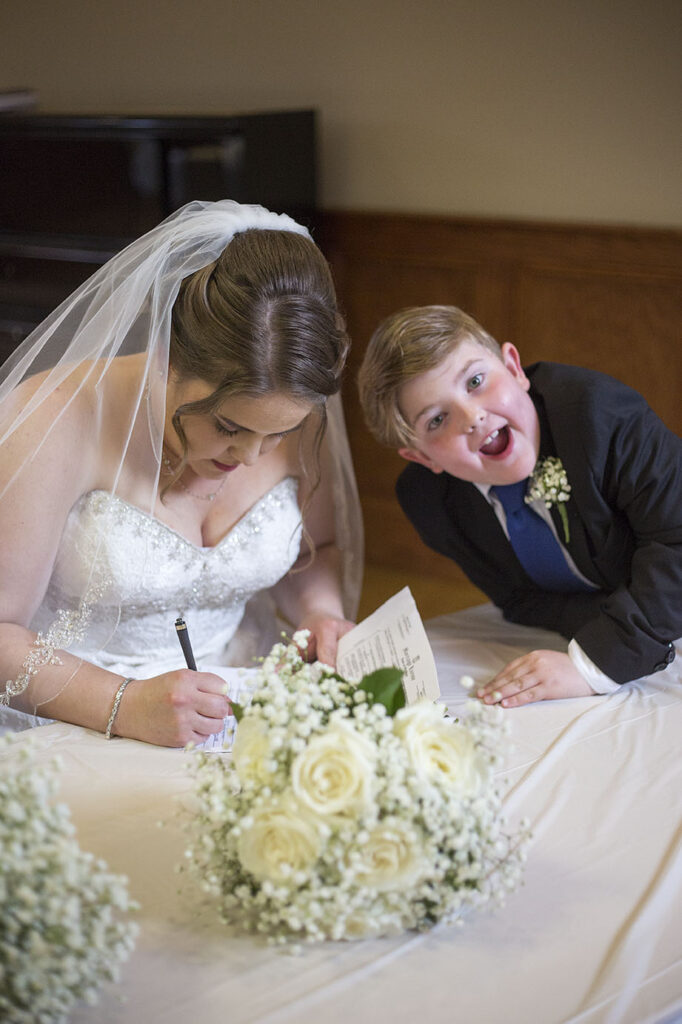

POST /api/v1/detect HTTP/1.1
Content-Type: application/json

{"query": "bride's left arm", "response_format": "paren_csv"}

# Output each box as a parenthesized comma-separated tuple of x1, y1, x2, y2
(270, 429, 355, 665)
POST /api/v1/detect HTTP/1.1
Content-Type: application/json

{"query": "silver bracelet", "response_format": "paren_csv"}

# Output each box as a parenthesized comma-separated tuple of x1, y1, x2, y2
(105, 677, 135, 740)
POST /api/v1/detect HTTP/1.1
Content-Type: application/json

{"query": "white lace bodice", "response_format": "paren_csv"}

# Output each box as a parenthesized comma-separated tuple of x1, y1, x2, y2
(30, 477, 302, 672)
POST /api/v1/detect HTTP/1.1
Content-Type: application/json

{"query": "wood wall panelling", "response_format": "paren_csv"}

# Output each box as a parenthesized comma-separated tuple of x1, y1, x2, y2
(512, 269, 681, 426)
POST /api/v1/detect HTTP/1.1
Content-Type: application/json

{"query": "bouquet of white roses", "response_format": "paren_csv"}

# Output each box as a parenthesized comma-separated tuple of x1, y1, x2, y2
(0, 736, 138, 1023)
(184, 633, 529, 946)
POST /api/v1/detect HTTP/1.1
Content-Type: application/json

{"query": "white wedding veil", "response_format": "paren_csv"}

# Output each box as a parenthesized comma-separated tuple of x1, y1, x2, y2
(0, 200, 363, 713)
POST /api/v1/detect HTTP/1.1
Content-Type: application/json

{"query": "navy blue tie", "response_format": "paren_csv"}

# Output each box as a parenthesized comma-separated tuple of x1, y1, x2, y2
(491, 479, 592, 592)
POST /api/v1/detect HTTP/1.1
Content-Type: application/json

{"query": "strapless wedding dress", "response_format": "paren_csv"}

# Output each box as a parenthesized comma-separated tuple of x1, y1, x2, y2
(30, 476, 302, 680)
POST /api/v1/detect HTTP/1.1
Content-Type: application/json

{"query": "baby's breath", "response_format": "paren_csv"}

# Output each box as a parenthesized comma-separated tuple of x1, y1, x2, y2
(0, 736, 138, 1023)
(526, 455, 572, 542)
(183, 632, 529, 946)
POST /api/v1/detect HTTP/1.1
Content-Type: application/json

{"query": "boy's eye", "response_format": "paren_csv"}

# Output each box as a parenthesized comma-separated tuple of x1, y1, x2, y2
(427, 413, 445, 432)
(467, 373, 484, 390)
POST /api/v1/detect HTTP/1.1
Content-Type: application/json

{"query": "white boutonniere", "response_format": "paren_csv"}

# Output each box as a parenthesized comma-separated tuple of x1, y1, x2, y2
(526, 456, 572, 542)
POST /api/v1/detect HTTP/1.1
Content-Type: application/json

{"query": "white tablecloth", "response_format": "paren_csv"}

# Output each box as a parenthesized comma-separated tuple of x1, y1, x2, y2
(4, 605, 682, 1024)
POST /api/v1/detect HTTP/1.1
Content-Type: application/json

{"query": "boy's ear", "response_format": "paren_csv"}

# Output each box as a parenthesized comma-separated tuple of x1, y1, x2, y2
(397, 446, 444, 474)
(501, 342, 530, 390)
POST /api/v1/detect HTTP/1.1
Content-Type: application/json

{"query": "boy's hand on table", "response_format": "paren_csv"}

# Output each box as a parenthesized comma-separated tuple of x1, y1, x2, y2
(478, 650, 595, 707)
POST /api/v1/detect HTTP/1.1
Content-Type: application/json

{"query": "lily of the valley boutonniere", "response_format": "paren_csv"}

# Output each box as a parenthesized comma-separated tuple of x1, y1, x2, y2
(526, 456, 572, 543)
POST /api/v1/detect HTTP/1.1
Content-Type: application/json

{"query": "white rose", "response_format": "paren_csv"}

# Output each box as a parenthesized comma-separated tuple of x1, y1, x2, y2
(394, 700, 489, 798)
(291, 721, 375, 818)
(237, 793, 321, 884)
(232, 715, 273, 785)
(352, 819, 422, 891)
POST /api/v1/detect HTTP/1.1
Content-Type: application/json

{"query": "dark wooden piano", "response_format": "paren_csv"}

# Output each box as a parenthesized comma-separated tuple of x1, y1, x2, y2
(0, 110, 317, 362)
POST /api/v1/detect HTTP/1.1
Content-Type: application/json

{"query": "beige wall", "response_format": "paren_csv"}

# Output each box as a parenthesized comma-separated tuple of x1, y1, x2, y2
(1, 0, 680, 226)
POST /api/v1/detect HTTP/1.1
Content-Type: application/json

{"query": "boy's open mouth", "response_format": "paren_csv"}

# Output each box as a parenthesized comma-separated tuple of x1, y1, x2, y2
(479, 426, 510, 456)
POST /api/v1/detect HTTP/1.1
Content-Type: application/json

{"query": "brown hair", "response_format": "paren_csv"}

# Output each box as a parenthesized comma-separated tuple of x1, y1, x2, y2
(165, 228, 349, 498)
(358, 305, 501, 447)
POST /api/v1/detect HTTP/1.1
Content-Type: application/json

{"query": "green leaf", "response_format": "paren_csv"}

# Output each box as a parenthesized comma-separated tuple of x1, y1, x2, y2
(231, 701, 245, 723)
(357, 667, 406, 716)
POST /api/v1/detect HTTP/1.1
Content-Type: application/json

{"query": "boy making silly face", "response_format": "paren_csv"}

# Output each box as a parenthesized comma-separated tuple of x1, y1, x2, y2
(397, 340, 540, 488)
(359, 305, 681, 708)
(396, 336, 593, 707)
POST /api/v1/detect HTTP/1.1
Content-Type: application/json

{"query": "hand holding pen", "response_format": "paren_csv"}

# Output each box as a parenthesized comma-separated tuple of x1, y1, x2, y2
(105, 617, 229, 747)
(174, 616, 235, 746)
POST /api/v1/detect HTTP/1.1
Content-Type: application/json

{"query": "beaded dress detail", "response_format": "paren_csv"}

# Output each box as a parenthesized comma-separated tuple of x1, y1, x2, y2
(30, 477, 302, 675)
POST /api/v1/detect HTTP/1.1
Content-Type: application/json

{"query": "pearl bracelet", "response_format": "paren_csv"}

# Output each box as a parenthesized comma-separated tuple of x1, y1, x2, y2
(105, 677, 135, 740)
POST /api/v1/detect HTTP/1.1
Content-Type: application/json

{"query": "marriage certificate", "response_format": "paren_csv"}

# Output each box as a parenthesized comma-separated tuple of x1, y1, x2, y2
(337, 586, 440, 703)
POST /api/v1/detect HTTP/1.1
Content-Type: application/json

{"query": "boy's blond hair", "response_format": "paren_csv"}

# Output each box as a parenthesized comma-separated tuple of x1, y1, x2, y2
(358, 305, 502, 447)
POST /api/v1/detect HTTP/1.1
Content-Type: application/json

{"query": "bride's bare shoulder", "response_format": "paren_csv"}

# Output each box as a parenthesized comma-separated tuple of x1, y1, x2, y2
(1, 354, 143, 449)
(1, 352, 140, 423)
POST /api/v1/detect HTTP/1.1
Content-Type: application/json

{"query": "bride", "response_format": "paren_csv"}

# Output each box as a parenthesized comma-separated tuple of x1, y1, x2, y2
(0, 200, 362, 747)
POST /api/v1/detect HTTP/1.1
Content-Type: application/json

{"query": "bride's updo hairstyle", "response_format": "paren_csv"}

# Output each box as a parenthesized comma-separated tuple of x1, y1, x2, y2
(168, 228, 349, 461)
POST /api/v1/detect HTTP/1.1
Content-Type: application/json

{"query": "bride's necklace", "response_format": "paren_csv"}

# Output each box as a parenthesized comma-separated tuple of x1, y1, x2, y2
(161, 455, 227, 502)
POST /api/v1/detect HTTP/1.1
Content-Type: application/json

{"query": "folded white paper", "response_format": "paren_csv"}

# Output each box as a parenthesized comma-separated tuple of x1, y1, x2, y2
(337, 586, 440, 703)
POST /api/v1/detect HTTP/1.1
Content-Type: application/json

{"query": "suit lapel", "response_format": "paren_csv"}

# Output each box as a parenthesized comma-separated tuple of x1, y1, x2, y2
(445, 477, 528, 573)
(548, 500, 603, 585)
(532, 376, 606, 588)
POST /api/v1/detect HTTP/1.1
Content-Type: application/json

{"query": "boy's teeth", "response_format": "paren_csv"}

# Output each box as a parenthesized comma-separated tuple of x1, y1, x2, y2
(480, 426, 508, 455)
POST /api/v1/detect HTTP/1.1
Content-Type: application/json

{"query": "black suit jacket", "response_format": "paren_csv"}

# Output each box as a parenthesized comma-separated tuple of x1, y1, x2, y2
(397, 362, 682, 683)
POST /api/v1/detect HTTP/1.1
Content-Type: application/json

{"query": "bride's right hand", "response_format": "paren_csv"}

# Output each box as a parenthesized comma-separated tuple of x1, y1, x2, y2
(114, 669, 232, 748)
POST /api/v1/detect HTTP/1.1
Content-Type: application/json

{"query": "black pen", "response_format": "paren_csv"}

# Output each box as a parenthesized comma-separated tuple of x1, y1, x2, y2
(175, 616, 197, 671)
